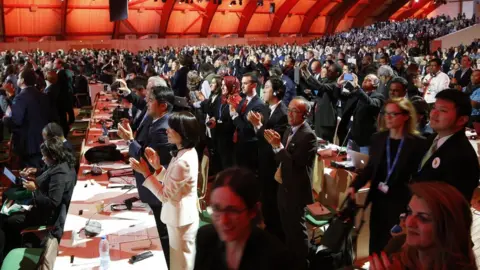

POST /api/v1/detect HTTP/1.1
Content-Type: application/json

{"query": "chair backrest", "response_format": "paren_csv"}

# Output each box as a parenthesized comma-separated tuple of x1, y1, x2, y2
(37, 236, 58, 270)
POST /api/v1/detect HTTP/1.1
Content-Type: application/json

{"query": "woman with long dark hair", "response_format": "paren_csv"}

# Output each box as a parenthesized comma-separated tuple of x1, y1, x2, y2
(1, 137, 76, 253)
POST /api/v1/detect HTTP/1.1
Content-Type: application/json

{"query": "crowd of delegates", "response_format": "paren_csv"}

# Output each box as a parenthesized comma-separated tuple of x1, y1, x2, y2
(0, 13, 477, 269)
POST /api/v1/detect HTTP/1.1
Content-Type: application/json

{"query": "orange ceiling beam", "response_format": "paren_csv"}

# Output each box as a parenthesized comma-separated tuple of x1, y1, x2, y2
(393, 0, 430, 21)
(237, 0, 259, 38)
(351, 0, 388, 28)
(415, 2, 440, 18)
(299, 0, 331, 35)
(200, 1, 219, 37)
(324, 0, 358, 34)
(159, 0, 176, 38)
(0, 0, 4, 42)
(268, 0, 300, 37)
(376, 0, 409, 22)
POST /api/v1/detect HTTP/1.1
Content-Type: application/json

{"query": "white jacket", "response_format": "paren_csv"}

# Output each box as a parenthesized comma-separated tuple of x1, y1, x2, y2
(143, 148, 199, 227)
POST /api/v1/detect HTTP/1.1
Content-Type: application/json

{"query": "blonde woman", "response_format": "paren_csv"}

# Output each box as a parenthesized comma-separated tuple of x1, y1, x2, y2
(348, 98, 427, 254)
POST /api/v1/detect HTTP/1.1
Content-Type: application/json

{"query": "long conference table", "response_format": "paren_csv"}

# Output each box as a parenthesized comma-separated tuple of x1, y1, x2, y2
(54, 93, 167, 269)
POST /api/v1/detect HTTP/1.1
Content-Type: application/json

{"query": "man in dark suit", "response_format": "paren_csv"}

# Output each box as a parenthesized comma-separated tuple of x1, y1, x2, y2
(305, 49, 316, 74)
(264, 97, 317, 270)
(415, 89, 480, 202)
(337, 74, 385, 153)
(44, 71, 61, 121)
(302, 62, 342, 142)
(55, 58, 75, 136)
(117, 85, 174, 265)
(454, 56, 473, 88)
(170, 54, 190, 97)
(247, 76, 288, 242)
(229, 72, 268, 174)
(3, 69, 55, 167)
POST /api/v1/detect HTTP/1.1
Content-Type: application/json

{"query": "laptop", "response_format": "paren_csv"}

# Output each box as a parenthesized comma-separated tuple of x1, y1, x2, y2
(347, 150, 369, 169)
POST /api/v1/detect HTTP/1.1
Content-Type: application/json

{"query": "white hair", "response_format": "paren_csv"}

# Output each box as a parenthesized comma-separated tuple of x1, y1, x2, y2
(365, 74, 380, 88)
(377, 65, 394, 78)
(147, 76, 167, 88)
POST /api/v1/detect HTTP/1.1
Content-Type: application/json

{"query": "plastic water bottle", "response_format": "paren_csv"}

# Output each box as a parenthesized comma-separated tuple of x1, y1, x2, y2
(99, 236, 110, 269)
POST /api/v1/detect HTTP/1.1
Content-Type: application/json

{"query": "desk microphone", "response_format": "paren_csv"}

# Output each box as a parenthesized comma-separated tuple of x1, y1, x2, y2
(84, 185, 135, 237)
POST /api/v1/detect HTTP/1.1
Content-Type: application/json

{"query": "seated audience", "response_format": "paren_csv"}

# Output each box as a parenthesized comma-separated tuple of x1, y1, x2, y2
(1, 138, 76, 254)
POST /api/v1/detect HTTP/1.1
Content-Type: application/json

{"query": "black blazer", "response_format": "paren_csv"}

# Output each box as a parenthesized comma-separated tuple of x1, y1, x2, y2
(171, 66, 189, 97)
(129, 114, 173, 206)
(194, 225, 291, 270)
(4, 87, 55, 156)
(74, 75, 89, 94)
(32, 162, 76, 226)
(276, 123, 317, 206)
(233, 95, 268, 143)
(414, 130, 480, 202)
(304, 77, 340, 128)
(257, 102, 288, 175)
(351, 131, 426, 205)
(338, 90, 385, 146)
(454, 68, 473, 88)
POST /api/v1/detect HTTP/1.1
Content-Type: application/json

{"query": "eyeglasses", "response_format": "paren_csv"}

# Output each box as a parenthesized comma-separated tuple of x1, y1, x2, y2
(381, 111, 406, 117)
(287, 108, 302, 114)
(211, 205, 247, 219)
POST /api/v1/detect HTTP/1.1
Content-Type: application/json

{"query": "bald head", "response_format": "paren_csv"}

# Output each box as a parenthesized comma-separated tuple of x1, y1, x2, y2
(288, 97, 310, 126)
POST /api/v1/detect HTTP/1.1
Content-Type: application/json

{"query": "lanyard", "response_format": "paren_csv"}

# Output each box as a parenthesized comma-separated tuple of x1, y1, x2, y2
(385, 137, 405, 184)
(218, 103, 224, 119)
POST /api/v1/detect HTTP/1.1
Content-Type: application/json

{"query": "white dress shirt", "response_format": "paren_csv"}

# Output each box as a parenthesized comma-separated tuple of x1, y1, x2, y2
(423, 71, 450, 104)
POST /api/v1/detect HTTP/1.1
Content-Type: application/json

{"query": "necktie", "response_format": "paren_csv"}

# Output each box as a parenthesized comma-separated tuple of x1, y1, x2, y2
(421, 137, 439, 168)
(285, 128, 294, 148)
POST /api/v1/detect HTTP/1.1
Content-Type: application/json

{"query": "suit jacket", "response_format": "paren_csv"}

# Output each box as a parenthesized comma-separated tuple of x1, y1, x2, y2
(44, 83, 61, 115)
(257, 102, 288, 176)
(4, 87, 54, 156)
(129, 114, 173, 206)
(171, 66, 189, 97)
(194, 224, 291, 270)
(338, 90, 385, 146)
(143, 148, 199, 227)
(305, 77, 340, 128)
(233, 95, 268, 143)
(281, 74, 296, 107)
(414, 130, 480, 202)
(56, 69, 73, 112)
(351, 131, 426, 205)
(276, 123, 317, 206)
(74, 74, 89, 94)
(454, 68, 473, 88)
(32, 162, 76, 227)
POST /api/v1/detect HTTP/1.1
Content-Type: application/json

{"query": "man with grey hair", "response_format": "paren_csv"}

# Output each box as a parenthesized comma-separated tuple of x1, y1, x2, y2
(377, 65, 395, 99)
(337, 74, 385, 154)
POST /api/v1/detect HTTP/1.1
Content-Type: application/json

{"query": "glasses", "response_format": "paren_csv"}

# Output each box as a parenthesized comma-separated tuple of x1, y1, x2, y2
(382, 111, 406, 117)
(211, 205, 247, 219)
(287, 108, 302, 114)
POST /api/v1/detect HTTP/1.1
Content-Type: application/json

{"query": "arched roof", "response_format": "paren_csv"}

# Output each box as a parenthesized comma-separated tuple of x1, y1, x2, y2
(0, 0, 439, 42)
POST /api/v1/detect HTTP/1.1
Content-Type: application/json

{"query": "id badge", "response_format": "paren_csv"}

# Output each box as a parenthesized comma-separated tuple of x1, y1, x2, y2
(378, 182, 389, 194)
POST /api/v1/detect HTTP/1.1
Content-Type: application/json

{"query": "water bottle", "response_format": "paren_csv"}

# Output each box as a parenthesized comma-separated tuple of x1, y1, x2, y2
(99, 236, 110, 269)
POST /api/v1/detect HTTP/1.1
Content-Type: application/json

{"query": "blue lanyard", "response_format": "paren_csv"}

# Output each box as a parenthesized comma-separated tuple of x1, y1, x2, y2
(218, 104, 224, 119)
(385, 137, 405, 184)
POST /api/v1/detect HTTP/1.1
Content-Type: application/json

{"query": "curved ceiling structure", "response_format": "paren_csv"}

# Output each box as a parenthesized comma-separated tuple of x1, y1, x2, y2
(0, 0, 441, 42)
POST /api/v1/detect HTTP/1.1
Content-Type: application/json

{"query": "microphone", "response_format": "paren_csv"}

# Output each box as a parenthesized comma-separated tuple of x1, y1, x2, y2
(84, 185, 135, 237)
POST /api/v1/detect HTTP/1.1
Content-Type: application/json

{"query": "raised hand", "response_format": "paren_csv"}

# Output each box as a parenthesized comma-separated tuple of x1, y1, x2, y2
(144, 147, 162, 171)
(264, 129, 281, 148)
(129, 157, 150, 178)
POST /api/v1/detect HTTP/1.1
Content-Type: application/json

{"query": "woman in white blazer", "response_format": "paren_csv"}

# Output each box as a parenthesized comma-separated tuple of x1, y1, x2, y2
(130, 111, 200, 270)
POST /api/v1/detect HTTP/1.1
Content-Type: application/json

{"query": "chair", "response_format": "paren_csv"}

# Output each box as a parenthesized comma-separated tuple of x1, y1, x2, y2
(306, 169, 354, 243)
(197, 152, 212, 227)
(1, 235, 58, 270)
